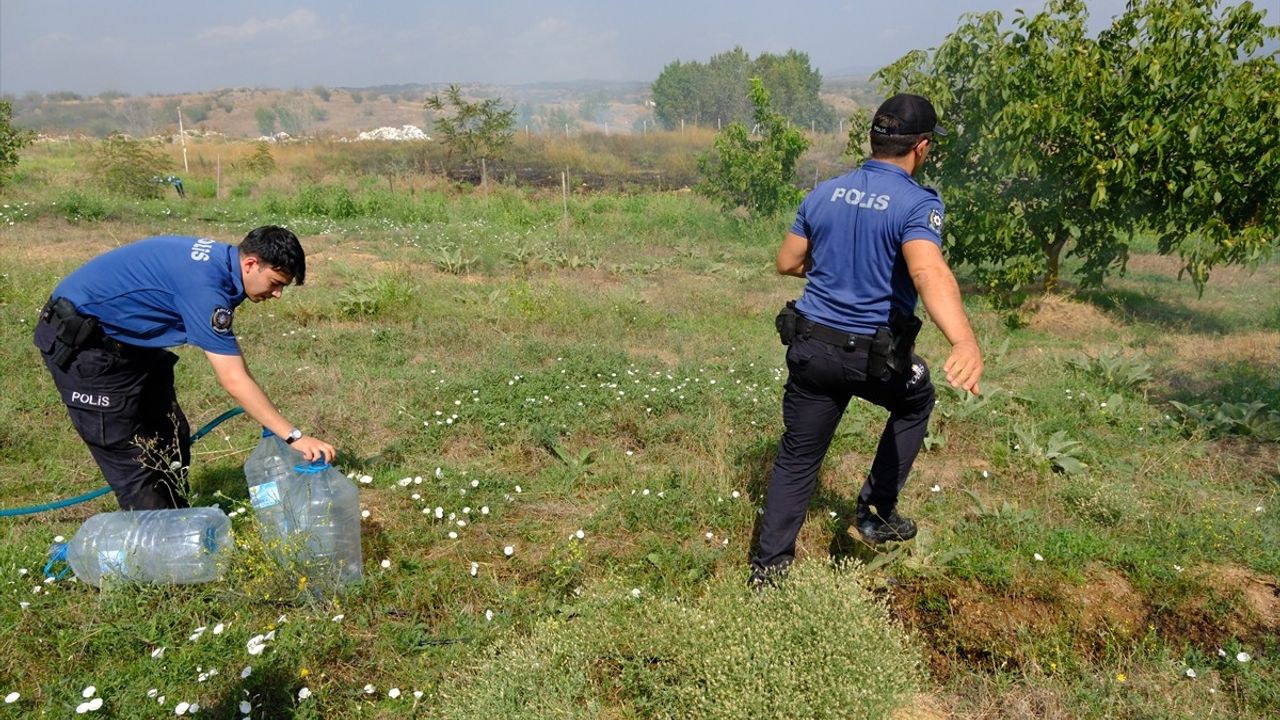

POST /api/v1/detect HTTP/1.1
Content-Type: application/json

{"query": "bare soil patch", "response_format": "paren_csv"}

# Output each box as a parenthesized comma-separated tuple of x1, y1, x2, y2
(1197, 564, 1280, 633)
(893, 566, 1149, 678)
(1026, 295, 1122, 339)
(1066, 565, 1147, 639)
(1153, 564, 1280, 649)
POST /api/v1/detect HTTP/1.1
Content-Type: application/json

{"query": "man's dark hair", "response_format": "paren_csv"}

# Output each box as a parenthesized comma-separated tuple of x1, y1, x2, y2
(869, 114, 931, 159)
(240, 225, 305, 285)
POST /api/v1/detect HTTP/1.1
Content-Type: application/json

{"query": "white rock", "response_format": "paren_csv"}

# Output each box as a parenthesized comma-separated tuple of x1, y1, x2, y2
(355, 125, 431, 142)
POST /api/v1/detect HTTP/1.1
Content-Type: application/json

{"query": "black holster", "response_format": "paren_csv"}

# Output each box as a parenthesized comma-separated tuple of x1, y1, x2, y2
(886, 310, 923, 374)
(774, 300, 799, 346)
(41, 297, 100, 371)
(867, 327, 893, 379)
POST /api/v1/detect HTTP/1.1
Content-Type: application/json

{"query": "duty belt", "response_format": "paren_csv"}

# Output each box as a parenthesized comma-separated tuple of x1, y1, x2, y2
(41, 296, 149, 359)
(796, 316, 875, 351)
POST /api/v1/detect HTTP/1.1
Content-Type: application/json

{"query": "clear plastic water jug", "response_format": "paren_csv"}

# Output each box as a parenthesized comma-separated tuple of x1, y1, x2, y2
(244, 428, 303, 547)
(285, 459, 363, 588)
(48, 507, 232, 587)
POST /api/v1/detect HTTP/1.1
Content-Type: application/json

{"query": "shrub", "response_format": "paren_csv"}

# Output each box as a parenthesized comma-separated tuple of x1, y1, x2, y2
(55, 189, 111, 222)
(88, 134, 170, 199)
(697, 78, 808, 217)
(294, 185, 358, 218)
(244, 142, 276, 176)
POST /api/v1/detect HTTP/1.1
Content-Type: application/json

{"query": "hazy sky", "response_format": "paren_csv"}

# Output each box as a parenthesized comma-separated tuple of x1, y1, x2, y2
(2, 0, 1134, 95)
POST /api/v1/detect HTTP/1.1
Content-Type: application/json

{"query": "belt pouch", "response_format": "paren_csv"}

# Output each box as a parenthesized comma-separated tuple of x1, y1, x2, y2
(774, 301, 798, 346)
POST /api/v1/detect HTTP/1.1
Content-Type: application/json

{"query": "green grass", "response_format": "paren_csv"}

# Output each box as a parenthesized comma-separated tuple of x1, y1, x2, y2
(0, 139, 1277, 718)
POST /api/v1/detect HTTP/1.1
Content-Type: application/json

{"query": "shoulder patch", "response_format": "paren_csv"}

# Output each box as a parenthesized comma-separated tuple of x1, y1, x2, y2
(210, 307, 234, 334)
(928, 208, 944, 233)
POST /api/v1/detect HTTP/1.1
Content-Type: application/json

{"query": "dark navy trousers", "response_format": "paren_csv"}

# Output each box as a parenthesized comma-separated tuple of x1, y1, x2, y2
(752, 334, 936, 571)
(34, 318, 191, 510)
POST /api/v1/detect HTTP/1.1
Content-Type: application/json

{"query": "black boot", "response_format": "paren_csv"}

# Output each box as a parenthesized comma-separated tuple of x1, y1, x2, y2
(748, 560, 791, 591)
(856, 500, 917, 544)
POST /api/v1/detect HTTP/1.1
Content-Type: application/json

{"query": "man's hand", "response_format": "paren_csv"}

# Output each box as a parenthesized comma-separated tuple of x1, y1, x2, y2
(943, 340, 983, 395)
(290, 436, 335, 463)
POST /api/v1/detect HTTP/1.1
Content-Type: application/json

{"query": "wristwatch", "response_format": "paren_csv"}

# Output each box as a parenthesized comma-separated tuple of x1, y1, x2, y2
(285, 428, 303, 444)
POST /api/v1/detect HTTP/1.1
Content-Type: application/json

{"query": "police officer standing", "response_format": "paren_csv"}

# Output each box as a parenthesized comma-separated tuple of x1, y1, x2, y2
(34, 226, 336, 510)
(750, 94, 983, 584)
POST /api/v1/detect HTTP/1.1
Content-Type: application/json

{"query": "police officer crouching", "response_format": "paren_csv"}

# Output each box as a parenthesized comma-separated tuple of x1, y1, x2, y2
(750, 94, 984, 586)
(34, 226, 336, 510)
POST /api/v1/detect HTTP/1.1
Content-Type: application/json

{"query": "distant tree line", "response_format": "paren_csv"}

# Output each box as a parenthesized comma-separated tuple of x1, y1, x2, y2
(651, 47, 836, 131)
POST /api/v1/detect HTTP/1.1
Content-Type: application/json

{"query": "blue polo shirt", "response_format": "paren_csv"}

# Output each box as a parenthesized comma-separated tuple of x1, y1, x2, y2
(53, 236, 247, 355)
(792, 159, 944, 335)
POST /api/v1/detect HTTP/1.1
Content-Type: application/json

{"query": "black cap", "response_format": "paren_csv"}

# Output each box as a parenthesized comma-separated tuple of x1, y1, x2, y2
(871, 93, 947, 136)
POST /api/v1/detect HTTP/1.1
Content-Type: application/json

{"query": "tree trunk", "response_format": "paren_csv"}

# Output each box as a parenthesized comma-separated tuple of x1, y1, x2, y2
(1042, 233, 1069, 294)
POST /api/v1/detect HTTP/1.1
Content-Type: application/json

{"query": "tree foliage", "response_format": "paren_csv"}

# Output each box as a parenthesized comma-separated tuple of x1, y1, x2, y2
(697, 78, 811, 216)
(862, 0, 1279, 294)
(0, 100, 34, 188)
(424, 85, 517, 165)
(89, 133, 171, 199)
(652, 48, 836, 131)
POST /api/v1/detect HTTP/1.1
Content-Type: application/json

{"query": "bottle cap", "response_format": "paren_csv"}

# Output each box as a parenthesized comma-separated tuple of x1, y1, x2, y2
(294, 459, 331, 473)
(44, 543, 70, 580)
(261, 427, 274, 438)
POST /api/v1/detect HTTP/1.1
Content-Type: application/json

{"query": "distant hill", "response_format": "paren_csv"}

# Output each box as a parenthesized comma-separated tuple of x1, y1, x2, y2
(6, 78, 877, 139)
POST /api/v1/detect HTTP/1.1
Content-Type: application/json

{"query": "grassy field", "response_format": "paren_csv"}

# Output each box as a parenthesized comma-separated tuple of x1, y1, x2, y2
(0, 140, 1277, 718)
